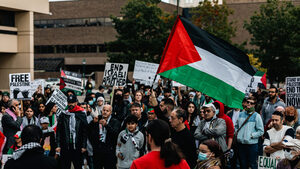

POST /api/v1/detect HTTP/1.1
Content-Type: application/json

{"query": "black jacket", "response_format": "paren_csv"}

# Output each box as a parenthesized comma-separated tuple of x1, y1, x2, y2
(88, 116, 121, 152)
(4, 147, 57, 169)
(2, 113, 23, 153)
(56, 110, 88, 150)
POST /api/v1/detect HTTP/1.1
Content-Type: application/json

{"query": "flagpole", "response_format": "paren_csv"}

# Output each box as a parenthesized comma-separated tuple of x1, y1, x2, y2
(177, 0, 180, 15)
(150, 74, 158, 91)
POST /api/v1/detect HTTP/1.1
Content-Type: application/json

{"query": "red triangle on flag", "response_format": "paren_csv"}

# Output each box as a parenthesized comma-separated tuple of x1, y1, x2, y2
(261, 73, 267, 88)
(61, 70, 66, 78)
(157, 16, 201, 74)
(59, 77, 66, 90)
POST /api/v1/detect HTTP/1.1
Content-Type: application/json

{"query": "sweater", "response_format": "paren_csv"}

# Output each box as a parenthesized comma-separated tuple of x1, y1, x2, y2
(116, 129, 144, 168)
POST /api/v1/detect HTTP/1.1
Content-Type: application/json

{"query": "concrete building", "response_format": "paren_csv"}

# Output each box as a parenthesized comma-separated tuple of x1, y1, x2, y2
(162, 0, 222, 8)
(34, 0, 181, 86)
(0, 0, 49, 90)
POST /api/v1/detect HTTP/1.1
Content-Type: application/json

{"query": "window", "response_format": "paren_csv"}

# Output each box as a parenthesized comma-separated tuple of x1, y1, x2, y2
(0, 10, 15, 27)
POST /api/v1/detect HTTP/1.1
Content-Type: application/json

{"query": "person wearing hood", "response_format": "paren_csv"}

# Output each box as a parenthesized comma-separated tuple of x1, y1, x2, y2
(194, 103, 227, 152)
(96, 97, 105, 116)
(56, 94, 88, 169)
(0, 91, 10, 109)
(213, 101, 234, 149)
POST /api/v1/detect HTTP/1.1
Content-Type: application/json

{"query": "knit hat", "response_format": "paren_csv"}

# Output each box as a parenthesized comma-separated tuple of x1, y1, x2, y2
(14, 131, 22, 139)
(2, 91, 9, 97)
(40, 116, 50, 124)
(202, 103, 216, 112)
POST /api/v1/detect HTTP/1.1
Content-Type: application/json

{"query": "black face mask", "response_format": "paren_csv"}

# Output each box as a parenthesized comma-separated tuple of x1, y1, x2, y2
(285, 115, 295, 122)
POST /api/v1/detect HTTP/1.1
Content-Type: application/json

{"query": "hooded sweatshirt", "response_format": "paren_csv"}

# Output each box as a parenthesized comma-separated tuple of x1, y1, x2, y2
(215, 101, 234, 144)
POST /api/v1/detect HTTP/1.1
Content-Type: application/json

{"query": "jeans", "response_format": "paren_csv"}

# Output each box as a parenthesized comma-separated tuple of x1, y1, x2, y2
(238, 143, 258, 169)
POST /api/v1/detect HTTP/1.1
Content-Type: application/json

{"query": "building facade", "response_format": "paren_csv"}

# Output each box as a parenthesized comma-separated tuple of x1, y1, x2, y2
(0, 0, 49, 90)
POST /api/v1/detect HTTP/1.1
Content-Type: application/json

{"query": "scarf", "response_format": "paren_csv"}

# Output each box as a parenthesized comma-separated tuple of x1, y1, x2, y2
(6, 109, 23, 130)
(64, 111, 76, 149)
(22, 117, 37, 127)
(12, 142, 41, 160)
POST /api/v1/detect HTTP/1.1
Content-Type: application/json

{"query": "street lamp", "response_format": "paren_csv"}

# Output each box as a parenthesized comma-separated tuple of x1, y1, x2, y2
(82, 59, 86, 93)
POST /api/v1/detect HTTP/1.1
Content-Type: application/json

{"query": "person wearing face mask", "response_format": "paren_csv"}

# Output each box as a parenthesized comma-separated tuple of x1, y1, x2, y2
(195, 139, 225, 169)
(56, 94, 88, 169)
(194, 103, 227, 152)
(213, 101, 234, 150)
(284, 106, 300, 131)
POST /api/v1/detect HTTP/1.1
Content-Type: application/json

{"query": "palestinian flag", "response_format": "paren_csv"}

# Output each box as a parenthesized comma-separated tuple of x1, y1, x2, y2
(157, 16, 256, 108)
(254, 70, 267, 89)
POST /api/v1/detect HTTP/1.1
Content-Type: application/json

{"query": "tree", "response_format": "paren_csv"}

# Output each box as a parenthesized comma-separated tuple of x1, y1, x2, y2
(106, 0, 176, 70)
(244, 0, 300, 84)
(190, 0, 236, 43)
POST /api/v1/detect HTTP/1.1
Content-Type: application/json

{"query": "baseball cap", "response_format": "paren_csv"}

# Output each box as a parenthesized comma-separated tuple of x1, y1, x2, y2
(67, 94, 77, 103)
(14, 131, 22, 139)
(40, 116, 50, 124)
(202, 103, 216, 112)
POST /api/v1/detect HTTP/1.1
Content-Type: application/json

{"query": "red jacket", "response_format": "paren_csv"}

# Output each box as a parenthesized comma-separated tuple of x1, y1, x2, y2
(215, 101, 234, 143)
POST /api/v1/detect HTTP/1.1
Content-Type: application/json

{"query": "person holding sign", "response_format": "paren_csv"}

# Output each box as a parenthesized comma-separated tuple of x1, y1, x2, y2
(263, 111, 295, 159)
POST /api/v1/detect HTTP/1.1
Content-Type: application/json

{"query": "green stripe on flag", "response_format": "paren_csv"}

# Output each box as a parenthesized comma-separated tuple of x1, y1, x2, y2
(159, 65, 245, 109)
(254, 71, 265, 76)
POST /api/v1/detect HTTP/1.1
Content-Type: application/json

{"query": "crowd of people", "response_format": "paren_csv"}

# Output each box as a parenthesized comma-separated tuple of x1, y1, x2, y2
(0, 79, 299, 169)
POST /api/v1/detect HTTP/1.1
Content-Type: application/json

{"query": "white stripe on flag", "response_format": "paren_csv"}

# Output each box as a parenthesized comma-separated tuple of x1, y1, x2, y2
(188, 46, 253, 93)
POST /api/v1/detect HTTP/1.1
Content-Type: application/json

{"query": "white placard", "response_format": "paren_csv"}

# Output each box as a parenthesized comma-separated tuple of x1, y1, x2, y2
(133, 60, 159, 83)
(9, 73, 31, 100)
(46, 89, 67, 111)
(102, 63, 128, 86)
(286, 77, 300, 109)
(2, 154, 12, 169)
(257, 156, 280, 169)
(30, 79, 45, 96)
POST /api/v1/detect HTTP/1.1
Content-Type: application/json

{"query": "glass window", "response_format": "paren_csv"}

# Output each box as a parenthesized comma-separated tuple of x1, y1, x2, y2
(0, 10, 15, 27)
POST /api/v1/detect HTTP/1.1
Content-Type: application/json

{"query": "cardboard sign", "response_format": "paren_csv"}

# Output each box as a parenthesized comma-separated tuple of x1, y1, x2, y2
(9, 73, 31, 100)
(46, 89, 67, 111)
(102, 63, 128, 86)
(61, 70, 83, 95)
(257, 156, 280, 169)
(286, 77, 300, 108)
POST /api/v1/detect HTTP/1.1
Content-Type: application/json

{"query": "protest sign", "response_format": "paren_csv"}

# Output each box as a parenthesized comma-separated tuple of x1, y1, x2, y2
(133, 60, 159, 82)
(286, 77, 300, 108)
(9, 73, 31, 100)
(257, 156, 280, 169)
(102, 63, 128, 86)
(61, 70, 83, 95)
(30, 79, 45, 97)
(46, 88, 67, 111)
(1, 154, 12, 169)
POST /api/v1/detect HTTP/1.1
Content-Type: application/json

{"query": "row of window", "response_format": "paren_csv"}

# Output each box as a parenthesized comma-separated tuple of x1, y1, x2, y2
(0, 10, 15, 27)
(34, 17, 122, 28)
(34, 44, 107, 54)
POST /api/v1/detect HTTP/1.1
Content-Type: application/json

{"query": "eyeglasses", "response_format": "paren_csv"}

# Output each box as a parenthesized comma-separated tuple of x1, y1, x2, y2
(204, 109, 212, 113)
(269, 91, 276, 93)
(247, 101, 255, 105)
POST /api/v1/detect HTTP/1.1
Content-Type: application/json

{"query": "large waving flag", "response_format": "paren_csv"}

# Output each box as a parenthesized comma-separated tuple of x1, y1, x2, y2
(157, 16, 256, 108)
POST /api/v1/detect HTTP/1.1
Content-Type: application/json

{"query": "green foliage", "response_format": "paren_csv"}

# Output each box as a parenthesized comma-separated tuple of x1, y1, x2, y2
(244, 0, 300, 83)
(106, 0, 176, 70)
(190, 0, 236, 43)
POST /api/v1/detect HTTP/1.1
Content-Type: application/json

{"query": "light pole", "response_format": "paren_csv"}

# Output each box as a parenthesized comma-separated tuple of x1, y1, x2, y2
(82, 59, 86, 93)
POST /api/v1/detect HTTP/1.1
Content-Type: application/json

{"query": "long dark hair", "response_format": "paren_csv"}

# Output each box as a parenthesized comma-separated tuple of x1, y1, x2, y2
(185, 101, 198, 126)
(146, 119, 184, 167)
(201, 140, 225, 168)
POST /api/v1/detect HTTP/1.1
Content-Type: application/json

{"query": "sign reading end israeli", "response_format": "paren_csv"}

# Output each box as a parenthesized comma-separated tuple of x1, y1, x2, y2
(9, 73, 31, 100)
(102, 63, 128, 86)
(258, 156, 280, 169)
(286, 77, 300, 109)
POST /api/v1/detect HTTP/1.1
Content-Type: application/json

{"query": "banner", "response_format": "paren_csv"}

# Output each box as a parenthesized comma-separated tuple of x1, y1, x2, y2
(9, 73, 31, 100)
(61, 70, 83, 95)
(258, 156, 280, 169)
(102, 63, 128, 86)
(46, 89, 67, 112)
(133, 60, 160, 82)
(286, 77, 300, 108)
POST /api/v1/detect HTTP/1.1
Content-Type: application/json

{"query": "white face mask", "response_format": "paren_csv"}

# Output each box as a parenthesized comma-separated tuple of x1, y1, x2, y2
(284, 151, 295, 160)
